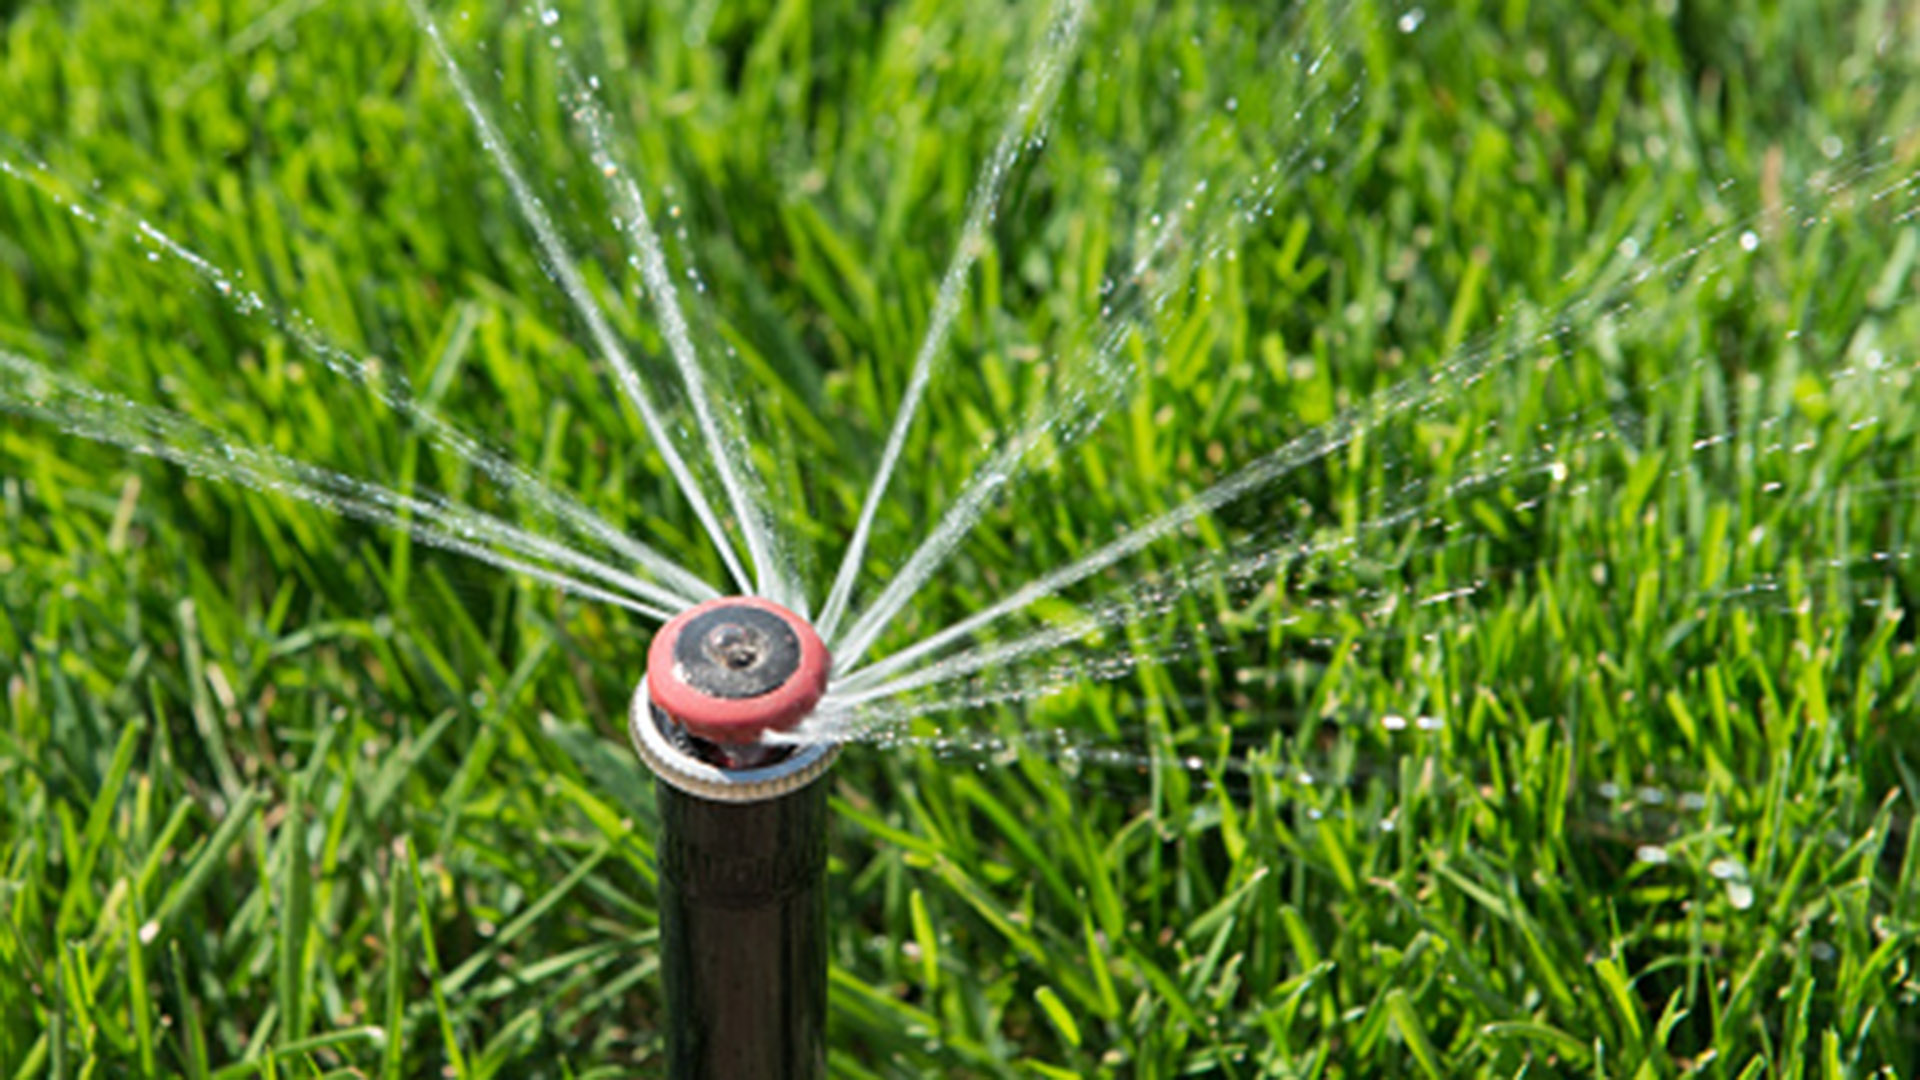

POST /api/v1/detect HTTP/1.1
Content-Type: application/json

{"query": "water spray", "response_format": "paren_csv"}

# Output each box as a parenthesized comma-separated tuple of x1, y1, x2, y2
(630, 597, 835, 1079)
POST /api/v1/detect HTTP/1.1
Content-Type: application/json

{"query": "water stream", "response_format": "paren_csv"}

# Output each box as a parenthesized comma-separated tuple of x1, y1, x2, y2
(413, 0, 776, 599)
(0, 348, 684, 618)
(815, 0, 1092, 643)
(0, 154, 722, 605)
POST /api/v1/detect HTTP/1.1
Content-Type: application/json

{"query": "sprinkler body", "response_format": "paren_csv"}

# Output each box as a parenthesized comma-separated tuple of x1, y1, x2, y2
(655, 771, 827, 1078)
(632, 597, 835, 1080)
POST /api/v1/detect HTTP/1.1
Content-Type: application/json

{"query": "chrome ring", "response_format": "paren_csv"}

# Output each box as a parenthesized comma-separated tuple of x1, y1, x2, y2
(631, 677, 839, 803)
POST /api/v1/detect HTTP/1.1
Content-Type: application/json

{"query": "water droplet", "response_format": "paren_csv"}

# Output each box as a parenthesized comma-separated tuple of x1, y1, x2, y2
(1634, 845, 1670, 865)
(1617, 237, 1641, 259)
(1739, 230, 1760, 252)
(1397, 7, 1425, 33)
(540, 7, 560, 26)
(1821, 135, 1844, 160)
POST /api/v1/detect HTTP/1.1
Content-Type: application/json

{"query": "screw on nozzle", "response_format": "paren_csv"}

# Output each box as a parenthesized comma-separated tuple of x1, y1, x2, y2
(647, 597, 830, 749)
(708, 623, 759, 668)
(672, 605, 803, 701)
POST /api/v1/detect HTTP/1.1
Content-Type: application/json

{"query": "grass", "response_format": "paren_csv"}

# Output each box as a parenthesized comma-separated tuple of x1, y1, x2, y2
(3, 0, 1920, 1075)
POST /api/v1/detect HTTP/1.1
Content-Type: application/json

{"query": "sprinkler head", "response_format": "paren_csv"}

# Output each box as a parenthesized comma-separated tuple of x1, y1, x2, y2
(646, 596, 830, 748)
(635, 597, 837, 800)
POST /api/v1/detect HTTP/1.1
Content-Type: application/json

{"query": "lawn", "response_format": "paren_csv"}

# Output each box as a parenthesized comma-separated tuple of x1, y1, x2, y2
(3, 0, 1919, 1076)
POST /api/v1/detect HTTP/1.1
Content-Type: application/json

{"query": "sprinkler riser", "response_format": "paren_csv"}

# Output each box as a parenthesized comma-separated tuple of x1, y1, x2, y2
(656, 776, 828, 1079)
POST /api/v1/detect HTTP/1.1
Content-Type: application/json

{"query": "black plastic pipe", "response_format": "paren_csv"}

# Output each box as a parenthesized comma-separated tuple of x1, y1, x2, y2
(654, 774, 829, 1079)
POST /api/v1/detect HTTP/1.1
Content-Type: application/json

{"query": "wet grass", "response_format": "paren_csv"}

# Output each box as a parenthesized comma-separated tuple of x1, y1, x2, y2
(3, 0, 1920, 1076)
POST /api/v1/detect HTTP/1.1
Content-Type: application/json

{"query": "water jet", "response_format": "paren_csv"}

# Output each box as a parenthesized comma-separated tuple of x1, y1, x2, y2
(630, 597, 835, 1079)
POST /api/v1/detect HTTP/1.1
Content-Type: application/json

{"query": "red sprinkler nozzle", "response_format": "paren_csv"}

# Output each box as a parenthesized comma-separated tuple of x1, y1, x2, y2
(647, 597, 830, 746)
